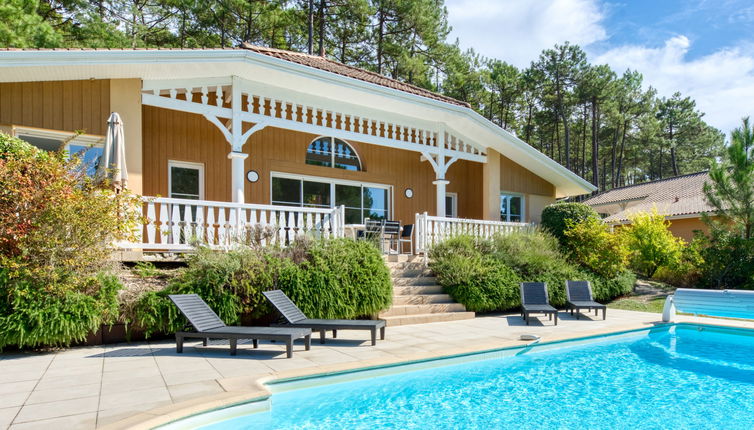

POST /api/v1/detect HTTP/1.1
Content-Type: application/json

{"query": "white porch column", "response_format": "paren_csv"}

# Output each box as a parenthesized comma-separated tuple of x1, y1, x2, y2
(434, 179, 449, 217)
(228, 151, 248, 203)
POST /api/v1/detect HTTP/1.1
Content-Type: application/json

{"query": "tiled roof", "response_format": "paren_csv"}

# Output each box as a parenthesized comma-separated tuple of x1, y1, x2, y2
(582, 171, 713, 222)
(240, 43, 470, 108)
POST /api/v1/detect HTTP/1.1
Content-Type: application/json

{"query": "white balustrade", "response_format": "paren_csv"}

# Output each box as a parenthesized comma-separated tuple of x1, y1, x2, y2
(121, 197, 345, 251)
(414, 212, 532, 255)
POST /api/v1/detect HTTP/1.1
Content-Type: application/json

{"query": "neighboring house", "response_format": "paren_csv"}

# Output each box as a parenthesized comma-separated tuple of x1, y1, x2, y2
(0, 45, 594, 252)
(583, 171, 713, 241)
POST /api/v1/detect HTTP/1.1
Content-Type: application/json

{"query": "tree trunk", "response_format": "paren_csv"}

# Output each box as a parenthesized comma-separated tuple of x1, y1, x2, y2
(307, 0, 314, 54)
(610, 126, 618, 189)
(591, 99, 599, 187)
(615, 120, 628, 187)
(561, 111, 571, 170)
(376, 7, 385, 74)
(317, 0, 325, 56)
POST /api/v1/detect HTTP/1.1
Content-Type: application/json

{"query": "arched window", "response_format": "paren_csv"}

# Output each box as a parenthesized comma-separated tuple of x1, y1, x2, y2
(306, 137, 361, 171)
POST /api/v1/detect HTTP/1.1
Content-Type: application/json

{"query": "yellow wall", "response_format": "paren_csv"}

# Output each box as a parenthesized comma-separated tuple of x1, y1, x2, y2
(142, 107, 485, 223)
(668, 217, 708, 242)
(499, 153, 556, 222)
(0, 80, 111, 135)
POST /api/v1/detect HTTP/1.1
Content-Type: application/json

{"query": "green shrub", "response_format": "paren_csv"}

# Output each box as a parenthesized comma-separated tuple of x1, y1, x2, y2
(621, 209, 684, 278)
(540, 202, 600, 244)
(430, 237, 521, 312)
(430, 231, 634, 312)
(696, 229, 754, 289)
(653, 234, 704, 287)
(564, 217, 629, 278)
(133, 238, 392, 336)
(0, 272, 121, 348)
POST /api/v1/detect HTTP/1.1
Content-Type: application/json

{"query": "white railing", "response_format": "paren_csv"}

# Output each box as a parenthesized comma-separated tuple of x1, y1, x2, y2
(414, 212, 533, 254)
(119, 197, 345, 251)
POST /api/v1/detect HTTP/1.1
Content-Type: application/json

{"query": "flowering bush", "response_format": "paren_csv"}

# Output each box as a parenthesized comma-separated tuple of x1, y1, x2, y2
(0, 133, 140, 348)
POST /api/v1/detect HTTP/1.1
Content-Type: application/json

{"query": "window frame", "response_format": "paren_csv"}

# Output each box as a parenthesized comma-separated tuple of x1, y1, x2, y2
(168, 160, 205, 200)
(500, 191, 525, 222)
(270, 171, 392, 223)
(305, 136, 363, 171)
(445, 192, 458, 218)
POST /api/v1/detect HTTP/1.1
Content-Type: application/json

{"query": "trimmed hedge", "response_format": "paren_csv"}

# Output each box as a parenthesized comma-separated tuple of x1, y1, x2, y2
(540, 202, 600, 244)
(429, 231, 635, 313)
(133, 238, 392, 336)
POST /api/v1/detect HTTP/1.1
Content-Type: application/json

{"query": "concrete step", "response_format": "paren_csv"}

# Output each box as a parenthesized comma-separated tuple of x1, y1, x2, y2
(386, 261, 427, 271)
(380, 303, 467, 317)
(381, 311, 476, 327)
(393, 294, 454, 305)
(382, 254, 421, 263)
(391, 276, 436, 286)
(390, 269, 433, 278)
(393, 285, 443, 295)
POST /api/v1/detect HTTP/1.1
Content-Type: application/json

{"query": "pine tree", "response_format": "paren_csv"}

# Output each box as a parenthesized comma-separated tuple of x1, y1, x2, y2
(704, 117, 754, 239)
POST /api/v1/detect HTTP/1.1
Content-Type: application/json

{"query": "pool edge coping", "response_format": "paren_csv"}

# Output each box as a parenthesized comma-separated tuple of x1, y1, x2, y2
(100, 318, 748, 430)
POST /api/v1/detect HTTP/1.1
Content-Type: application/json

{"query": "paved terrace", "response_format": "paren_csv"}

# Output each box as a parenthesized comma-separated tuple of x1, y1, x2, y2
(2, 310, 751, 430)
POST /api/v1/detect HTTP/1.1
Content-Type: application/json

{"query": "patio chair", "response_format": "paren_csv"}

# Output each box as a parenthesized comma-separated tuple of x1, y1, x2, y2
(398, 223, 414, 254)
(263, 290, 387, 345)
(520, 282, 558, 325)
(566, 280, 606, 320)
(382, 220, 401, 253)
(168, 294, 312, 358)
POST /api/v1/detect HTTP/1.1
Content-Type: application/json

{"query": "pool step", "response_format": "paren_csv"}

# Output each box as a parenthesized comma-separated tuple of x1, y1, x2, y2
(379, 263, 475, 326)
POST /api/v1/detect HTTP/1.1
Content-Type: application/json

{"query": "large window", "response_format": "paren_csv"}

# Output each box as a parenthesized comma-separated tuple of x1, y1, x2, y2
(169, 161, 204, 200)
(500, 193, 524, 222)
(306, 137, 361, 171)
(15, 127, 104, 176)
(272, 174, 389, 224)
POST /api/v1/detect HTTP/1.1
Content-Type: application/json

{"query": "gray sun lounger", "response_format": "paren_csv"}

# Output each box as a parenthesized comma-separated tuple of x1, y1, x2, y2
(520, 282, 558, 325)
(263, 290, 386, 345)
(566, 280, 606, 320)
(168, 294, 311, 358)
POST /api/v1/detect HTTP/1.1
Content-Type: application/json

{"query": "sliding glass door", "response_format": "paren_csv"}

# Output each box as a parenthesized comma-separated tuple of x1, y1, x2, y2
(272, 173, 390, 224)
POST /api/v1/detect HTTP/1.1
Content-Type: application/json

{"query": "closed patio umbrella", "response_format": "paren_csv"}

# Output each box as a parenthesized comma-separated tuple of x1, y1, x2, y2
(97, 112, 128, 189)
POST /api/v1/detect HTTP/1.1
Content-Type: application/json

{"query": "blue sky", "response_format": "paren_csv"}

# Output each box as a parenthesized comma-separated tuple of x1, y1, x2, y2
(445, 0, 754, 133)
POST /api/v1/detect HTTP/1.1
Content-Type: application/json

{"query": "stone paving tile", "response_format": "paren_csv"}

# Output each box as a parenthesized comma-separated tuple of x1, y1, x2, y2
(0, 406, 21, 429)
(0, 392, 31, 409)
(34, 372, 102, 391)
(98, 386, 172, 410)
(14, 396, 99, 424)
(25, 383, 102, 405)
(10, 412, 97, 430)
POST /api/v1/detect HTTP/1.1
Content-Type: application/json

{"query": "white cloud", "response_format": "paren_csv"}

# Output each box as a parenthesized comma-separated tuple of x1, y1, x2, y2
(445, 0, 607, 67)
(593, 36, 754, 133)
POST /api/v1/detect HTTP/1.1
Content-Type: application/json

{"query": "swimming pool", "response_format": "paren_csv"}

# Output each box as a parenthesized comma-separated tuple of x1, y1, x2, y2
(174, 324, 754, 429)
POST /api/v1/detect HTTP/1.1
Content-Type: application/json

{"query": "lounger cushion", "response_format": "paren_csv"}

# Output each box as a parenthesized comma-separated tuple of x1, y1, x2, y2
(522, 304, 557, 312)
(568, 300, 605, 308)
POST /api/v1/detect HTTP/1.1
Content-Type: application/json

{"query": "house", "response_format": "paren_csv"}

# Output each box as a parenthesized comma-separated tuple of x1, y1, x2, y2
(582, 171, 712, 241)
(0, 45, 594, 252)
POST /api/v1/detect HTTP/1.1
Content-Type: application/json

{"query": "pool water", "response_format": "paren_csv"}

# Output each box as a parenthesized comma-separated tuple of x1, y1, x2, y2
(201, 324, 754, 429)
